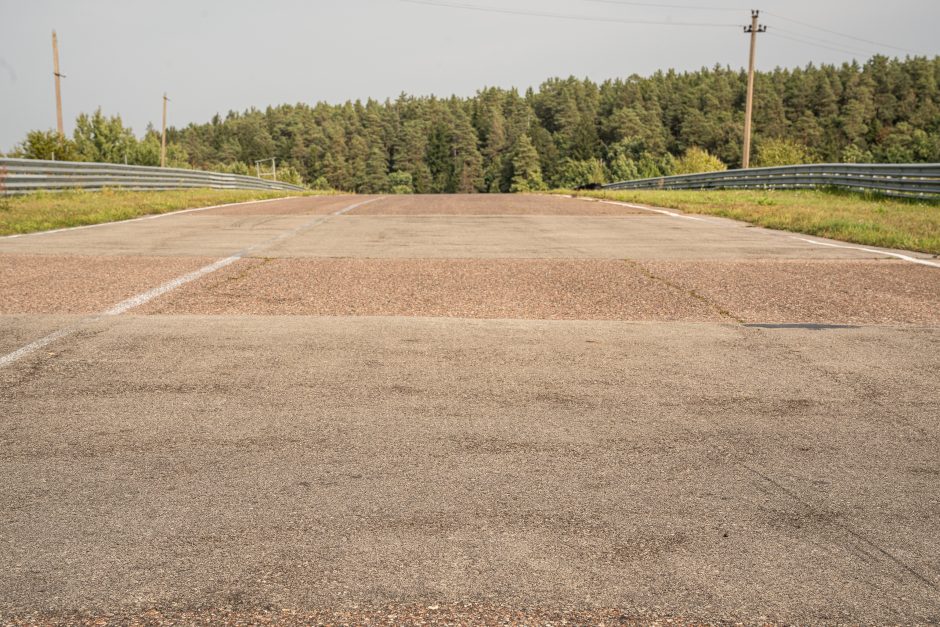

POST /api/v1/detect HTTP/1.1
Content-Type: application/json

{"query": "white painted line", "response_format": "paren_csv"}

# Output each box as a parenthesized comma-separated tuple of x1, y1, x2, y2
(0, 196, 383, 369)
(0, 195, 304, 240)
(334, 197, 381, 215)
(0, 327, 77, 369)
(103, 256, 242, 315)
(792, 237, 940, 268)
(586, 196, 938, 268)
(597, 199, 710, 222)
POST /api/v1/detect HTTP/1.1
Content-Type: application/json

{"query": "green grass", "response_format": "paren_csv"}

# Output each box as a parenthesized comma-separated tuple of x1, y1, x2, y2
(0, 188, 332, 236)
(554, 188, 940, 255)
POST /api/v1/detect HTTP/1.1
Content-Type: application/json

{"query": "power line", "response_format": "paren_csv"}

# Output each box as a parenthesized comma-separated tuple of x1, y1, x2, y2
(767, 31, 879, 58)
(581, 0, 741, 12)
(772, 26, 881, 58)
(764, 11, 921, 55)
(399, 0, 739, 27)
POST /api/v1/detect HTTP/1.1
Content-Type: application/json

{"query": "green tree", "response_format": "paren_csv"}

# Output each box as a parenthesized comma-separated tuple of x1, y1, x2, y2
(841, 144, 873, 164)
(509, 135, 545, 192)
(12, 56, 939, 188)
(361, 146, 389, 193)
(450, 103, 485, 193)
(311, 176, 332, 190)
(606, 141, 641, 181)
(674, 147, 726, 175)
(73, 109, 137, 163)
(553, 158, 607, 189)
(11, 130, 79, 161)
(607, 154, 640, 182)
(392, 119, 433, 193)
(274, 164, 305, 186)
(131, 130, 188, 167)
(754, 138, 816, 167)
(388, 171, 414, 194)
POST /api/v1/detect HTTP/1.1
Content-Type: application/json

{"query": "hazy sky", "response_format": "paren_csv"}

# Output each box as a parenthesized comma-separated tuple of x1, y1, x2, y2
(1, 0, 938, 151)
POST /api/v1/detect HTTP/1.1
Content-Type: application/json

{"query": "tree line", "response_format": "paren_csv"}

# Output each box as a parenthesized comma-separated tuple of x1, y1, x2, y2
(8, 55, 939, 192)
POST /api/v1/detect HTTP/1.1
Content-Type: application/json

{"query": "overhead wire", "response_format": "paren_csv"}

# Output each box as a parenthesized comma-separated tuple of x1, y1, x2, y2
(401, 0, 924, 59)
(766, 32, 881, 58)
(764, 11, 921, 55)
(399, 0, 740, 27)
(770, 26, 882, 58)
(580, 0, 742, 12)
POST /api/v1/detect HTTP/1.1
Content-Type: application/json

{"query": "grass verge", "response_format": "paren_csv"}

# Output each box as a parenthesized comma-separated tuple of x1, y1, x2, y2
(555, 188, 940, 255)
(0, 188, 333, 236)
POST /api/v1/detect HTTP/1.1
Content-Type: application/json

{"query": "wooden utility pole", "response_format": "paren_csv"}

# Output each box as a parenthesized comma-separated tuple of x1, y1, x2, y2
(160, 93, 169, 167)
(742, 10, 765, 169)
(52, 30, 65, 137)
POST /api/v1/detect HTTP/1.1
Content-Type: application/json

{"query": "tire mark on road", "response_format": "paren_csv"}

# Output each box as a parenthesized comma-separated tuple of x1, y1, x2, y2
(742, 463, 938, 592)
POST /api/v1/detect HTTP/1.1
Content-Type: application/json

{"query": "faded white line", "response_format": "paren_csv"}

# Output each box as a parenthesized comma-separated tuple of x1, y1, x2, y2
(598, 199, 710, 222)
(0, 195, 306, 240)
(584, 197, 938, 268)
(0, 197, 383, 369)
(0, 327, 77, 369)
(102, 256, 242, 315)
(792, 237, 940, 268)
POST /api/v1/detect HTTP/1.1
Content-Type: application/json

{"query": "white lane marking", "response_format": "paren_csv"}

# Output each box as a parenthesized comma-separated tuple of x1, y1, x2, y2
(334, 200, 371, 215)
(102, 256, 242, 315)
(792, 237, 940, 268)
(0, 197, 383, 369)
(597, 199, 710, 222)
(586, 196, 938, 268)
(0, 196, 306, 240)
(0, 327, 76, 369)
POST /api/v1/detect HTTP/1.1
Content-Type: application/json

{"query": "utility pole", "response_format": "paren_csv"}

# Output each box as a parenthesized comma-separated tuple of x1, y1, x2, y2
(161, 93, 169, 167)
(742, 10, 766, 169)
(52, 30, 65, 137)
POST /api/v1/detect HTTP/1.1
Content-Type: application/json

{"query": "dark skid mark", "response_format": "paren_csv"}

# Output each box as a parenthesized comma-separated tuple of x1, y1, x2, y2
(741, 464, 938, 592)
(744, 323, 861, 330)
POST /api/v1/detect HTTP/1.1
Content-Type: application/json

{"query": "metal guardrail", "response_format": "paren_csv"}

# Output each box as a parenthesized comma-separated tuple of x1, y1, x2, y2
(603, 163, 940, 198)
(0, 158, 305, 194)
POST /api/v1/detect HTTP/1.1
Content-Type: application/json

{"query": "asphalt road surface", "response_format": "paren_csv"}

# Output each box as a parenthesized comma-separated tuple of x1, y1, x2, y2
(1, 194, 939, 625)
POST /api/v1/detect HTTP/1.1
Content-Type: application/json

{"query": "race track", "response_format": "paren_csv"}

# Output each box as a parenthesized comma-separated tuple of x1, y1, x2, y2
(1, 194, 938, 624)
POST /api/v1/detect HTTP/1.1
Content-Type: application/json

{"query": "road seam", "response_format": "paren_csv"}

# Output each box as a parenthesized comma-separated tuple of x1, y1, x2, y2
(628, 260, 745, 324)
(0, 197, 383, 370)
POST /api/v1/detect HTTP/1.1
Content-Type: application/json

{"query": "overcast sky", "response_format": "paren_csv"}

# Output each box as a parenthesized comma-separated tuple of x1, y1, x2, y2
(1, 0, 938, 151)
